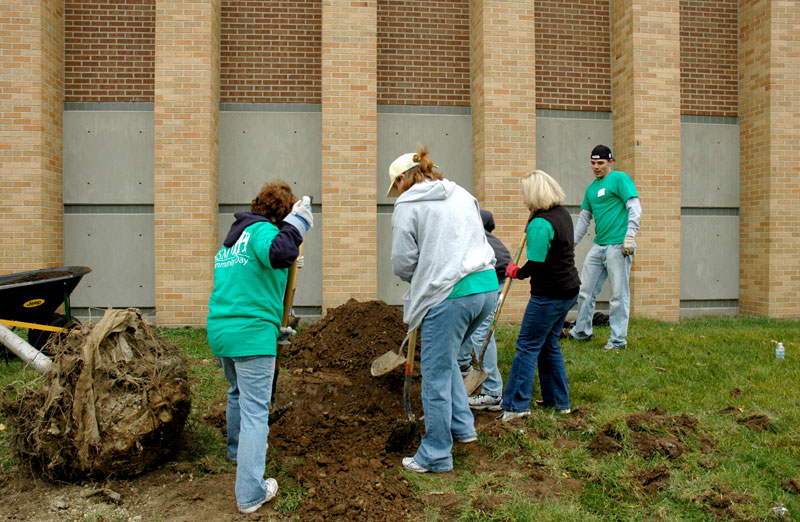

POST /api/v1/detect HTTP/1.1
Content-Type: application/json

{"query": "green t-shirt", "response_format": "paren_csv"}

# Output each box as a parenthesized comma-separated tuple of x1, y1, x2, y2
(449, 269, 498, 299)
(206, 221, 288, 357)
(526, 217, 555, 262)
(581, 170, 638, 245)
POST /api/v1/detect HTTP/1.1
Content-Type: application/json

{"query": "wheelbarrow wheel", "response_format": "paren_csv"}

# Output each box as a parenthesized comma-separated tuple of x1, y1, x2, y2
(28, 313, 71, 354)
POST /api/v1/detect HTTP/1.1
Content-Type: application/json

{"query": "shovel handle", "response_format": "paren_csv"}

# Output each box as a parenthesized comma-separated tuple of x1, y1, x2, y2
(476, 231, 527, 370)
(403, 328, 417, 421)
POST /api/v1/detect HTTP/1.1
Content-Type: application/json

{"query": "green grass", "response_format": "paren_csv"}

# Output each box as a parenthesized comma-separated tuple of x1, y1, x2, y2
(2, 316, 799, 520)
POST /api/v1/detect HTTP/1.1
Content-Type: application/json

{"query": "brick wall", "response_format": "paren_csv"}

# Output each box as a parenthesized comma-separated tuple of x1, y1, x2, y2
(221, 0, 321, 104)
(739, 0, 800, 318)
(680, 0, 738, 117)
(470, 0, 538, 322)
(0, 0, 64, 273)
(321, 0, 378, 310)
(154, 0, 220, 326)
(535, 0, 611, 112)
(612, 0, 682, 321)
(64, 0, 154, 103)
(378, 0, 470, 106)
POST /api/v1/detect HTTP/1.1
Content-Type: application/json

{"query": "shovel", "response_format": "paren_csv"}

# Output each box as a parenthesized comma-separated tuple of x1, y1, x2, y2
(370, 330, 412, 377)
(464, 232, 528, 396)
(269, 229, 307, 423)
(385, 328, 423, 452)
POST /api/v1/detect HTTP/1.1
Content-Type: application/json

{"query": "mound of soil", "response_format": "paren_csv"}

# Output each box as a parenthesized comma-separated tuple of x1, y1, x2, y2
(270, 299, 424, 521)
(2, 309, 191, 480)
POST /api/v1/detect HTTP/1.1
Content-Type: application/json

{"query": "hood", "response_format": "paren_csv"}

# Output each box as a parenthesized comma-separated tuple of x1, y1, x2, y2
(480, 209, 495, 233)
(223, 211, 271, 247)
(395, 178, 457, 204)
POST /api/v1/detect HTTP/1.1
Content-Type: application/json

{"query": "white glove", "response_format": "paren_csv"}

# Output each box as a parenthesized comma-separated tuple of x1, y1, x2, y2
(296, 255, 304, 269)
(277, 326, 297, 345)
(290, 196, 313, 229)
(622, 235, 636, 257)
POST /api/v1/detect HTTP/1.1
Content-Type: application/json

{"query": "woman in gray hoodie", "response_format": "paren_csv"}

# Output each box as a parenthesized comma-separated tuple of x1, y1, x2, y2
(387, 145, 497, 473)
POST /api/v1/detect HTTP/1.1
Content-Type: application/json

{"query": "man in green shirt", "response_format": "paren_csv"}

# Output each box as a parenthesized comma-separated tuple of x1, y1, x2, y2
(565, 145, 641, 350)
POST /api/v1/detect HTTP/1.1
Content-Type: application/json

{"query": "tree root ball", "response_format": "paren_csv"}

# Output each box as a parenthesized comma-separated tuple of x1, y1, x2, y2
(2, 309, 191, 481)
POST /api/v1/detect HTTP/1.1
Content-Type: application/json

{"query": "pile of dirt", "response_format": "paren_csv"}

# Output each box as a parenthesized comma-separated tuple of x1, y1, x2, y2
(270, 299, 424, 521)
(2, 309, 191, 480)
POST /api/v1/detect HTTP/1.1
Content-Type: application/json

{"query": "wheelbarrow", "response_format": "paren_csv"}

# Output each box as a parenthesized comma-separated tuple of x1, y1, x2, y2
(0, 266, 91, 352)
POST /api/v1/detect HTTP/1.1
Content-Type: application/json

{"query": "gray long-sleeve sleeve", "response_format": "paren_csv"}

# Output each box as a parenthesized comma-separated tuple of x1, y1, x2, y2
(626, 197, 642, 237)
(574, 209, 593, 244)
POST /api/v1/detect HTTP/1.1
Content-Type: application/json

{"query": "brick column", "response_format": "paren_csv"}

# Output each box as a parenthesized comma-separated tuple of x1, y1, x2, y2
(0, 0, 63, 273)
(610, 0, 681, 320)
(154, 1, 220, 326)
(739, 0, 800, 318)
(470, 0, 537, 321)
(320, 0, 377, 310)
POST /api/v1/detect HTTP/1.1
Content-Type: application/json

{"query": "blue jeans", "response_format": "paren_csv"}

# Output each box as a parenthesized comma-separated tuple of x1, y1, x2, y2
(414, 291, 495, 471)
(219, 355, 276, 511)
(570, 243, 632, 347)
(502, 293, 578, 413)
(456, 288, 502, 397)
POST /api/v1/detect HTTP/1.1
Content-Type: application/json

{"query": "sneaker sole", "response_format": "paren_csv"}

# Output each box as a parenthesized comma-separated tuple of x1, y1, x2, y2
(469, 404, 503, 411)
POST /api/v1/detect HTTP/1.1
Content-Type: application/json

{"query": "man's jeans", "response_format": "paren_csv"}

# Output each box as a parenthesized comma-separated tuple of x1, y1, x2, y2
(414, 291, 495, 472)
(456, 288, 502, 397)
(570, 243, 632, 348)
(219, 355, 276, 511)
(502, 293, 578, 413)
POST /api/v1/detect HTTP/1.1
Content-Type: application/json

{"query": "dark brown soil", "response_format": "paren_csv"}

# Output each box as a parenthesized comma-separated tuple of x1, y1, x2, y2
(269, 299, 423, 521)
(0, 270, 74, 286)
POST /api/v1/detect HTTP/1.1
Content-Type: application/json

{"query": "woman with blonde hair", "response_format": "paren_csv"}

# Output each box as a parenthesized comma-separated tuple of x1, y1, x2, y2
(499, 170, 580, 421)
(388, 145, 497, 473)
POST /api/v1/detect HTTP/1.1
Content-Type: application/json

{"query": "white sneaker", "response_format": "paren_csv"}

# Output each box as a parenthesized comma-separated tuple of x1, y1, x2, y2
(468, 394, 502, 411)
(603, 342, 625, 351)
(455, 434, 478, 443)
(402, 457, 429, 473)
(238, 478, 278, 514)
(497, 410, 530, 422)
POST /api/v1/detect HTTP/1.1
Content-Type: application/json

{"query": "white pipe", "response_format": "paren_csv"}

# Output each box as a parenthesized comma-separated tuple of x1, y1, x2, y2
(0, 323, 52, 374)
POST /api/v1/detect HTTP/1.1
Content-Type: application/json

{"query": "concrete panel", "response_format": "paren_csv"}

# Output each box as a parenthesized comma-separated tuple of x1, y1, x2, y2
(219, 111, 322, 204)
(64, 214, 155, 308)
(377, 113, 472, 204)
(680, 215, 739, 300)
(218, 212, 322, 307)
(63, 111, 154, 204)
(377, 214, 409, 305)
(681, 123, 739, 207)
(536, 117, 613, 205)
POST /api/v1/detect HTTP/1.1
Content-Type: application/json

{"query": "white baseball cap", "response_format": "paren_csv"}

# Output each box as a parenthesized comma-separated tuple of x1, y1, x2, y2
(386, 153, 418, 197)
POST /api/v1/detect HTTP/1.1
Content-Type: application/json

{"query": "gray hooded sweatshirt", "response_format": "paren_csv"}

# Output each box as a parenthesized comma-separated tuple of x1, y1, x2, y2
(391, 178, 496, 331)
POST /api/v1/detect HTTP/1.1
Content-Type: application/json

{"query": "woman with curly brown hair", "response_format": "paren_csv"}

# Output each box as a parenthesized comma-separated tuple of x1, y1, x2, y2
(387, 145, 497, 473)
(206, 180, 312, 514)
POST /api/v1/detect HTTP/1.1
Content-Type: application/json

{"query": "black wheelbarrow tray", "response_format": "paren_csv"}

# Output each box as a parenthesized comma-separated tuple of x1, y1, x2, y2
(0, 266, 91, 349)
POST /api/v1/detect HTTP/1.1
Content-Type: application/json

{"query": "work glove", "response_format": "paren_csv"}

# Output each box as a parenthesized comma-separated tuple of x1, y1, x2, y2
(621, 235, 636, 257)
(505, 262, 520, 279)
(284, 196, 313, 237)
(295, 255, 304, 269)
(291, 196, 313, 229)
(277, 326, 297, 345)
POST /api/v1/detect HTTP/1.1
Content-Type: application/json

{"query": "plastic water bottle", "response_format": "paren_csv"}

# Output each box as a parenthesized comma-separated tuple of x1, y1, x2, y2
(776, 342, 785, 361)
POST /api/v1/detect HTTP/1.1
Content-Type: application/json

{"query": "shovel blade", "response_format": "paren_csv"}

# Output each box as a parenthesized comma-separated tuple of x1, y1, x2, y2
(463, 367, 489, 396)
(370, 350, 406, 376)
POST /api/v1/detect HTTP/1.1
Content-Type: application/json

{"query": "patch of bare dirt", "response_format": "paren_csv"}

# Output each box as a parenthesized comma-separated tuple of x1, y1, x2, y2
(696, 486, 753, 521)
(636, 463, 670, 495)
(782, 477, 800, 495)
(736, 414, 772, 432)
